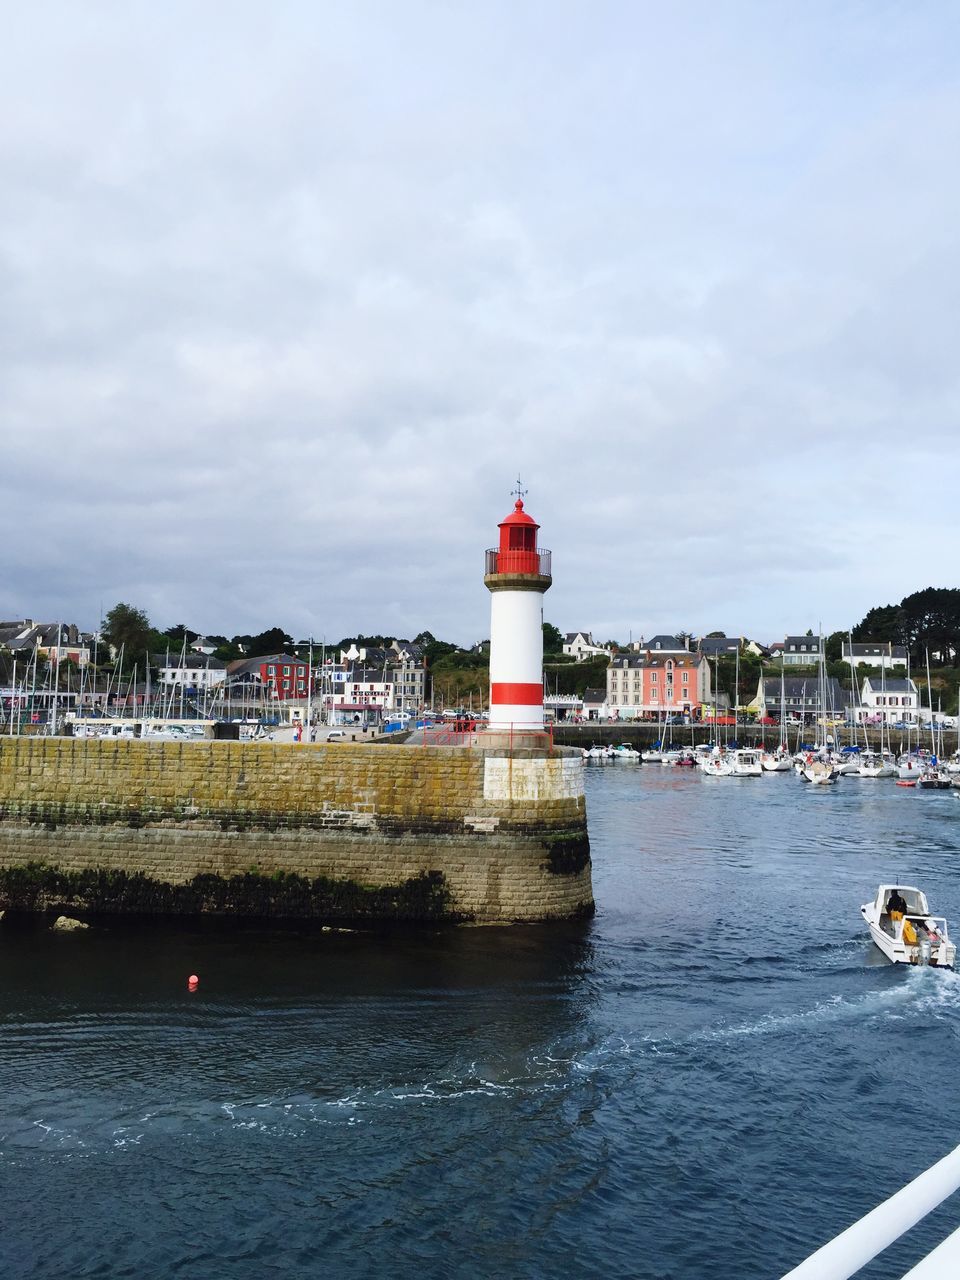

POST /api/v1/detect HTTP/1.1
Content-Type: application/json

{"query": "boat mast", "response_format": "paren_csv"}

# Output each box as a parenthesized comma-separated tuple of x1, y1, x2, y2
(926, 649, 935, 757)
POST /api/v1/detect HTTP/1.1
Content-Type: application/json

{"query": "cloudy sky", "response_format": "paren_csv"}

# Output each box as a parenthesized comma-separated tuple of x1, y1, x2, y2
(3, 2, 959, 647)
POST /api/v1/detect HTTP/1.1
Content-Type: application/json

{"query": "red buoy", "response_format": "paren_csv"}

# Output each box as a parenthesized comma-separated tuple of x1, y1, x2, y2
(187, 974, 199, 989)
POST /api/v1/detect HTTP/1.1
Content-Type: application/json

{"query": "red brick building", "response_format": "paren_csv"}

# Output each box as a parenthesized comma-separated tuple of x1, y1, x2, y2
(227, 653, 309, 701)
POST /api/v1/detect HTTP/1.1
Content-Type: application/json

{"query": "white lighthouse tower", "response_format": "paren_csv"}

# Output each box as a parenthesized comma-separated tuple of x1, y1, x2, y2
(484, 485, 552, 734)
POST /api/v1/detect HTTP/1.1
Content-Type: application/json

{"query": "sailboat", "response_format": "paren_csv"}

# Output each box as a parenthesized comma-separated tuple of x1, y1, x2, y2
(761, 658, 792, 771)
(858, 659, 895, 777)
(917, 650, 952, 788)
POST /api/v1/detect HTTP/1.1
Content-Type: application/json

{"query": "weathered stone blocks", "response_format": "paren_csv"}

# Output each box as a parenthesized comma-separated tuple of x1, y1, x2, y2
(0, 739, 593, 924)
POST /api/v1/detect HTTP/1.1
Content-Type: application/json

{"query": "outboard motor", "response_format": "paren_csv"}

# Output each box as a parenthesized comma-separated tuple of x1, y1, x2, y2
(920, 938, 933, 966)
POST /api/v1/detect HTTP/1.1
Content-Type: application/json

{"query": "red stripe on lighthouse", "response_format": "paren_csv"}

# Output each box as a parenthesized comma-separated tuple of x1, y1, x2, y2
(491, 682, 543, 705)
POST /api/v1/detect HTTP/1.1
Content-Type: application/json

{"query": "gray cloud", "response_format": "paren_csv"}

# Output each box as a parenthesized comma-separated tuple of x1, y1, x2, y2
(3, 2, 960, 645)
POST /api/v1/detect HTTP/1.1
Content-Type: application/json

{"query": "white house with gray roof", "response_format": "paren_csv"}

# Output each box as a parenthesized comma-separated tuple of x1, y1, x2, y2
(842, 640, 908, 670)
(562, 631, 610, 661)
(769, 636, 822, 666)
(857, 676, 919, 724)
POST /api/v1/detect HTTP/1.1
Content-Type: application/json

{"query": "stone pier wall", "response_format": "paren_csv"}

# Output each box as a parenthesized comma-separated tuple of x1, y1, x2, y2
(0, 738, 593, 924)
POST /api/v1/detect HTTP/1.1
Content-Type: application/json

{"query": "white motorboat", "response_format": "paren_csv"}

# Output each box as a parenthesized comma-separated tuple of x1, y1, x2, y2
(729, 748, 763, 777)
(642, 748, 664, 763)
(612, 742, 641, 761)
(860, 885, 955, 967)
(857, 750, 896, 779)
(917, 768, 952, 790)
(699, 752, 735, 777)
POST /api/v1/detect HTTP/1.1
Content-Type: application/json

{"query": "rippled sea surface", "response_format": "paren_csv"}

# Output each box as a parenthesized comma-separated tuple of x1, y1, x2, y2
(4, 766, 960, 1278)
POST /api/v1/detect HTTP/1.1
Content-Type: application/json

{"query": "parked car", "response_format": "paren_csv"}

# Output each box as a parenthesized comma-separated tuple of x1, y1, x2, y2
(327, 729, 347, 740)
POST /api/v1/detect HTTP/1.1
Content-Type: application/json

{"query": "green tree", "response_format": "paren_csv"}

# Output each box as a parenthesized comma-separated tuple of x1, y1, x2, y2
(248, 626, 294, 657)
(422, 637, 459, 666)
(852, 604, 905, 647)
(164, 623, 199, 645)
(542, 622, 564, 655)
(103, 603, 153, 658)
(825, 631, 846, 663)
(899, 588, 960, 666)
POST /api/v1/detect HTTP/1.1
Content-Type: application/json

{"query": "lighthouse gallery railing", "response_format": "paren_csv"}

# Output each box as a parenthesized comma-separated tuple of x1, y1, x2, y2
(484, 548, 552, 576)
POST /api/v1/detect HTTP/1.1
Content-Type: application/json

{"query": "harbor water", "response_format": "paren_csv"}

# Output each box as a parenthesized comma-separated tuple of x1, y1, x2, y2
(3, 765, 960, 1278)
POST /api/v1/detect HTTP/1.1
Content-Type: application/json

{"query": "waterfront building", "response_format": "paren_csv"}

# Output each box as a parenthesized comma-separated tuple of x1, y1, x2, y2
(330, 669, 392, 718)
(0, 620, 91, 668)
(857, 676, 919, 724)
(390, 661, 424, 713)
(562, 631, 610, 661)
(544, 693, 583, 721)
(159, 653, 227, 689)
(842, 639, 909, 670)
(769, 635, 822, 666)
(582, 687, 607, 720)
(627, 634, 689, 654)
(227, 653, 309, 701)
(484, 493, 552, 731)
(339, 642, 391, 666)
(751, 675, 850, 721)
(697, 635, 741, 658)
(606, 651, 711, 719)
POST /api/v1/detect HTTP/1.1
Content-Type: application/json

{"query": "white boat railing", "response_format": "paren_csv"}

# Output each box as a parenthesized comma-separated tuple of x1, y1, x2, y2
(780, 1140, 960, 1278)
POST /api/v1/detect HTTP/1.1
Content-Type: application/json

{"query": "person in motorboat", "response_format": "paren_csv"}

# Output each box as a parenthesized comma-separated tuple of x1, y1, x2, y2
(886, 888, 907, 922)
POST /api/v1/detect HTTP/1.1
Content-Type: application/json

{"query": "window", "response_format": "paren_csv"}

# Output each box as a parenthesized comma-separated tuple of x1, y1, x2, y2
(268, 666, 276, 676)
(651, 672, 657, 683)
(283, 666, 290, 676)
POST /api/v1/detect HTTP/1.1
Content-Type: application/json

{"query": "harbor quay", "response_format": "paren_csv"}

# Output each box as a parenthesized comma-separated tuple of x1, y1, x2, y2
(0, 736, 593, 926)
(552, 721, 960, 754)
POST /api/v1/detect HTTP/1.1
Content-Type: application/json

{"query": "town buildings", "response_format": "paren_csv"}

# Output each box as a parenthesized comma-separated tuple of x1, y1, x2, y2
(226, 653, 310, 702)
(856, 676, 919, 724)
(606, 650, 711, 718)
(0, 620, 92, 667)
(842, 641, 909, 670)
(159, 654, 227, 689)
(769, 636, 822, 666)
(750, 676, 850, 722)
(562, 631, 610, 661)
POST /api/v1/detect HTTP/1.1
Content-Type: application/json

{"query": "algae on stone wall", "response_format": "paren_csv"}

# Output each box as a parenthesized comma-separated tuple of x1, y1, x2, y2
(0, 861, 455, 922)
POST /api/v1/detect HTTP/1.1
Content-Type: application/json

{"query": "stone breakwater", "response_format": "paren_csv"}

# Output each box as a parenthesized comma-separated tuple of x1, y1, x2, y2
(0, 738, 593, 925)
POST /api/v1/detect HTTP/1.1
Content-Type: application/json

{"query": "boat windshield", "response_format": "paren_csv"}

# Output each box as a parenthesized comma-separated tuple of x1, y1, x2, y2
(885, 888, 926, 915)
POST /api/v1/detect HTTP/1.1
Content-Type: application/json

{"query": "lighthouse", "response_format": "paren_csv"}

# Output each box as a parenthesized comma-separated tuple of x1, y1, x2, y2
(484, 487, 552, 733)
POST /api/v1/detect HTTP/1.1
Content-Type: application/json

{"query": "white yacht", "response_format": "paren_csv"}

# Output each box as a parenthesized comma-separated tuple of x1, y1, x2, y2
(729, 748, 763, 777)
(760, 749, 792, 772)
(860, 885, 955, 967)
(800, 758, 839, 784)
(699, 751, 735, 777)
(857, 750, 896, 778)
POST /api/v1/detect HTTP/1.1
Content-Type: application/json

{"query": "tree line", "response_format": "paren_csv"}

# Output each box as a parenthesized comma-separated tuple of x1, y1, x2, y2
(852, 588, 960, 666)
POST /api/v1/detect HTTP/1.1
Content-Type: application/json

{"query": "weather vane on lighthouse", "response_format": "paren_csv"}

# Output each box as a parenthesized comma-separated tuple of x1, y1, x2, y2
(511, 475, 527, 503)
